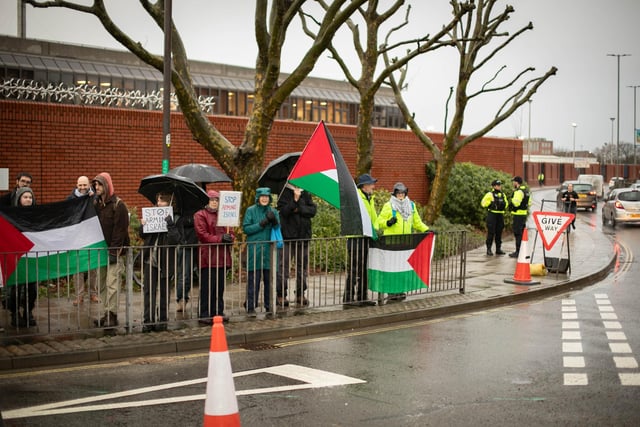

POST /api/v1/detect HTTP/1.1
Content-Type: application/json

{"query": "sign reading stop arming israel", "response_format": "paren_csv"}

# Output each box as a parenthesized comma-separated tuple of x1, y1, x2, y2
(531, 211, 575, 250)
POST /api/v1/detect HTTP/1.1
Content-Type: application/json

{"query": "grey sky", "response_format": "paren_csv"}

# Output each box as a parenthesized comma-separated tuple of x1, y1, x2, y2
(1, 0, 639, 154)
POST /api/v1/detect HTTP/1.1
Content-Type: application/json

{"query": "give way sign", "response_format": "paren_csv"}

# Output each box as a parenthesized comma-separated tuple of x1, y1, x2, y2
(532, 211, 575, 250)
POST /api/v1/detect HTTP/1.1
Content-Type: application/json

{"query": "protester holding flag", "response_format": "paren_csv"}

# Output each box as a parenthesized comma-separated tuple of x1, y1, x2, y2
(138, 192, 183, 332)
(0, 172, 32, 208)
(242, 187, 279, 316)
(194, 190, 234, 325)
(343, 173, 379, 307)
(276, 184, 316, 307)
(7, 187, 38, 327)
(377, 182, 429, 301)
(92, 172, 130, 328)
(68, 176, 99, 306)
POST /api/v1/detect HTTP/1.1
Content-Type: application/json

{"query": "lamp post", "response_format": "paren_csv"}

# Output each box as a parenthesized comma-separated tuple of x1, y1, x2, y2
(162, 0, 172, 174)
(607, 53, 630, 179)
(571, 123, 577, 172)
(527, 99, 532, 163)
(628, 85, 639, 165)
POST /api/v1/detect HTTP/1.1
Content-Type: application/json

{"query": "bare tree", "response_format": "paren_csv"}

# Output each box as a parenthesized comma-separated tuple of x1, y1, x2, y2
(24, 0, 367, 213)
(300, 0, 473, 176)
(383, 0, 557, 223)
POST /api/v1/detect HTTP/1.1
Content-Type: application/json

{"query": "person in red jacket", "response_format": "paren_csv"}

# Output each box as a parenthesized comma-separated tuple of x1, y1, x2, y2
(194, 190, 235, 325)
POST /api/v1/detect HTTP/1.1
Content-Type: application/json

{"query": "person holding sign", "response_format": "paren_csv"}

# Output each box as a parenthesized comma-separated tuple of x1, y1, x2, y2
(194, 190, 235, 325)
(242, 187, 279, 316)
(138, 192, 183, 332)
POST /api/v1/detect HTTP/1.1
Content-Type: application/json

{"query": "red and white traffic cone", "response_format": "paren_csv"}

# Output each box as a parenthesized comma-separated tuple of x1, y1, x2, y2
(203, 316, 241, 427)
(504, 228, 540, 286)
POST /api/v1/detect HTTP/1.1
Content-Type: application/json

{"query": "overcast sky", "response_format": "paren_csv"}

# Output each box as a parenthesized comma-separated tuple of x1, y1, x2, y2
(1, 0, 639, 154)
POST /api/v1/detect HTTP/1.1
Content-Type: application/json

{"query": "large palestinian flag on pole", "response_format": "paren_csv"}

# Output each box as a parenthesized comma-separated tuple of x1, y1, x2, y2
(368, 232, 436, 293)
(0, 196, 108, 286)
(287, 121, 374, 237)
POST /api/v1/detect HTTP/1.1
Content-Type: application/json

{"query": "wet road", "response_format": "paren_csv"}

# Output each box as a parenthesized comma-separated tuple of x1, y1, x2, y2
(1, 190, 638, 426)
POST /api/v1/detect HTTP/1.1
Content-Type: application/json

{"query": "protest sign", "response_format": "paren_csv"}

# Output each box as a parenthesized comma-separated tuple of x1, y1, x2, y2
(217, 191, 242, 227)
(142, 206, 173, 233)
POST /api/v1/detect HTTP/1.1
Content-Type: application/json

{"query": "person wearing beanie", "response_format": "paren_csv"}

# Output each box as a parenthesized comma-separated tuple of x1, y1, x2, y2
(92, 172, 130, 328)
(194, 190, 234, 325)
(0, 171, 32, 208)
(480, 179, 508, 256)
(343, 173, 379, 307)
(7, 186, 38, 327)
(509, 176, 531, 258)
(242, 187, 279, 316)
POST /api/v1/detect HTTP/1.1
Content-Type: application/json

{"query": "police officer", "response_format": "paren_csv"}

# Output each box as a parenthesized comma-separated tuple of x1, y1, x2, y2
(509, 176, 531, 258)
(480, 179, 507, 256)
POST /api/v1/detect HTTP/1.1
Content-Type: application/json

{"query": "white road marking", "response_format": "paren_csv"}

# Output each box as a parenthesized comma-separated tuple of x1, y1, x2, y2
(562, 321, 580, 329)
(562, 331, 581, 340)
(613, 357, 638, 369)
(562, 313, 578, 320)
(563, 342, 583, 353)
(607, 331, 627, 340)
(563, 356, 585, 368)
(562, 306, 577, 312)
(1, 364, 365, 419)
(561, 299, 576, 305)
(619, 373, 640, 386)
(600, 313, 618, 320)
(609, 343, 633, 354)
(564, 373, 588, 386)
(603, 321, 622, 329)
(598, 305, 614, 312)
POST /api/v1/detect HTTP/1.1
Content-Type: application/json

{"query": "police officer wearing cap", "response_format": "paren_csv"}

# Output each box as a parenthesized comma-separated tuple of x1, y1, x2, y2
(480, 179, 508, 256)
(509, 176, 531, 257)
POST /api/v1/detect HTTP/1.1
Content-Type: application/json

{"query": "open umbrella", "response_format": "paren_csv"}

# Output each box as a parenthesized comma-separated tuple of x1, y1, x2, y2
(138, 173, 209, 214)
(258, 152, 301, 194)
(169, 163, 232, 184)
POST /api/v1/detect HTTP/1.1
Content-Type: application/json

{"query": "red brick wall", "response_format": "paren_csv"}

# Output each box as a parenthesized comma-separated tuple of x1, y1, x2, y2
(0, 100, 522, 212)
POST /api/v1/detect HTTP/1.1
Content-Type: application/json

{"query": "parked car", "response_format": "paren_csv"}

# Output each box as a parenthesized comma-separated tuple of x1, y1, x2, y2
(602, 188, 640, 227)
(556, 181, 597, 211)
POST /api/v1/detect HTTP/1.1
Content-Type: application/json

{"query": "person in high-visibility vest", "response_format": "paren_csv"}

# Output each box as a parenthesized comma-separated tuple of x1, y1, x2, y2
(480, 179, 508, 256)
(537, 172, 545, 187)
(509, 176, 531, 258)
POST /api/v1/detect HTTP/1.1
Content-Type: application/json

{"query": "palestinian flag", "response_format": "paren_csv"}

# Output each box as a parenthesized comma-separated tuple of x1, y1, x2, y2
(0, 214, 34, 286)
(368, 232, 436, 293)
(0, 196, 108, 286)
(287, 121, 374, 237)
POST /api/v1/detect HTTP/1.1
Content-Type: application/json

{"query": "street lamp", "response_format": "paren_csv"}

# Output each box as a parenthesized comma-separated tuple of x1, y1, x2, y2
(610, 117, 615, 169)
(607, 53, 630, 179)
(571, 123, 577, 171)
(628, 85, 639, 165)
(527, 99, 532, 163)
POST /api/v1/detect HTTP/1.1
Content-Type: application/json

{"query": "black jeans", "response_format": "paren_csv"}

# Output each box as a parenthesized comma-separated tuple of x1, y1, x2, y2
(344, 237, 371, 302)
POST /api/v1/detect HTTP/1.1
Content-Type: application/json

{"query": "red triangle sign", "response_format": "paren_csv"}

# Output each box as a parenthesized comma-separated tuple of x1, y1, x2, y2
(532, 211, 575, 251)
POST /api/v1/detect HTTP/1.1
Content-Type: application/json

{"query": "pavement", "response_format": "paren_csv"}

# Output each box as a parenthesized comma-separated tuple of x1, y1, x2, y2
(0, 203, 616, 371)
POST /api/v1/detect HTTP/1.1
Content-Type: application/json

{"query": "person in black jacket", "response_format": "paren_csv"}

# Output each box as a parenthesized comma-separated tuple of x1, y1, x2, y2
(138, 192, 183, 332)
(275, 184, 317, 307)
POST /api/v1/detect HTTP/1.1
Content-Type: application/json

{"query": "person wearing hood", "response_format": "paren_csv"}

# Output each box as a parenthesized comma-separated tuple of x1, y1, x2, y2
(0, 172, 33, 208)
(377, 182, 429, 301)
(6, 186, 38, 327)
(242, 187, 279, 316)
(68, 176, 98, 306)
(194, 190, 235, 325)
(91, 172, 130, 328)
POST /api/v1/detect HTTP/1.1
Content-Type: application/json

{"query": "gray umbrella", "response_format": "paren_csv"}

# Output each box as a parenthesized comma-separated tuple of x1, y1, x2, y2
(169, 163, 232, 184)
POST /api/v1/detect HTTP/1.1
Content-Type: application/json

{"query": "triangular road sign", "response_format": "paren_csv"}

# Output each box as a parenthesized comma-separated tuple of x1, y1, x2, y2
(532, 211, 575, 251)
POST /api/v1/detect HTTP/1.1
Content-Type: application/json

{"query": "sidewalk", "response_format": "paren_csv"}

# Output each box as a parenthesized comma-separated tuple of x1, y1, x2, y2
(0, 214, 615, 371)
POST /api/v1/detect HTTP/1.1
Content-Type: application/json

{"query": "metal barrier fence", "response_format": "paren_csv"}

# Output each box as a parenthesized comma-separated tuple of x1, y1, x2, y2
(0, 231, 467, 337)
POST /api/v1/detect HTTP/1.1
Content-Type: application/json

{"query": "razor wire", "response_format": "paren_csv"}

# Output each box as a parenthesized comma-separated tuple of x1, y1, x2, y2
(0, 78, 216, 113)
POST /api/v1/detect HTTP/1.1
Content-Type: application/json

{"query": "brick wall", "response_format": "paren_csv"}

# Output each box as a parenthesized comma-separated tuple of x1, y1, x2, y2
(0, 100, 521, 212)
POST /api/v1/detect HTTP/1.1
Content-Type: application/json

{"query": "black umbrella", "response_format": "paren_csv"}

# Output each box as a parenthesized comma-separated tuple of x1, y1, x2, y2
(138, 173, 209, 214)
(258, 152, 301, 194)
(169, 163, 232, 184)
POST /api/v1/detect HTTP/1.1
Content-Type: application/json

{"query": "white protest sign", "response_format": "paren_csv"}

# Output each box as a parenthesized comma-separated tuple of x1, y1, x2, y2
(142, 206, 173, 233)
(532, 211, 574, 251)
(217, 191, 242, 227)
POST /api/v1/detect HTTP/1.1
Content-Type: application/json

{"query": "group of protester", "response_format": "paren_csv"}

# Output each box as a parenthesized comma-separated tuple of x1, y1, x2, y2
(1, 169, 433, 331)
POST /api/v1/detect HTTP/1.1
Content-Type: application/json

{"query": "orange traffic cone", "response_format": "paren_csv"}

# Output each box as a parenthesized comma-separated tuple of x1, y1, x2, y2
(504, 228, 540, 286)
(203, 316, 241, 427)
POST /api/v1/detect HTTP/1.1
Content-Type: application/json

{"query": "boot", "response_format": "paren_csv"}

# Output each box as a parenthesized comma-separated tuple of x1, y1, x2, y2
(486, 248, 493, 256)
(495, 248, 506, 255)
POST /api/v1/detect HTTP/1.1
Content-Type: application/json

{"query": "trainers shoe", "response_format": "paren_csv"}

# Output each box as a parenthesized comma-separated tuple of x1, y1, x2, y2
(90, 295, 100, 304)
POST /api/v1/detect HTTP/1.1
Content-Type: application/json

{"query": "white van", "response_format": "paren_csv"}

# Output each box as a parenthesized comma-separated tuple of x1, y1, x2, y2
(578, 174, 604, 199)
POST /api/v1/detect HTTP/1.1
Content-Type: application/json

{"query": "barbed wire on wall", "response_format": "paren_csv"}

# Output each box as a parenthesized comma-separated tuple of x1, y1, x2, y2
(0, 78, 216, 113)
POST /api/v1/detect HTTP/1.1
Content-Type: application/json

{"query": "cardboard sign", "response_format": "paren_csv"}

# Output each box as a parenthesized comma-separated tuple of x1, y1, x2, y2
(217, 191, 242, 227)
(532, 211, 575, 250)
(142, 206, 173, 233)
